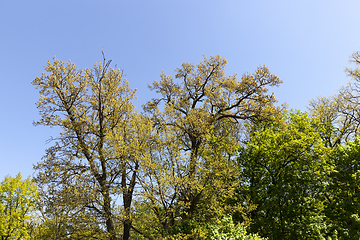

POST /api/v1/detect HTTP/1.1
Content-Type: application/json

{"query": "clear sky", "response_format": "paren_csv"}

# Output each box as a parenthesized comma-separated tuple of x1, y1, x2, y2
(1, 0, 360, 179)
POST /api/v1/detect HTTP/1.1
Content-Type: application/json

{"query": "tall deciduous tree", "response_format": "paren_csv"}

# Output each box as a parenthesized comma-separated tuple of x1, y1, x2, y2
(32, 54, 147, 240)
(336, 51, 360, 137)
(325, 138, 360, 239)
(308, 51, 360, 148)
(237, 110, 330, 239)
(141, 55, 282, 237)
(0, 173, 38, 240)
(309, 95, 354, 148)
(308, 94, 360, 148)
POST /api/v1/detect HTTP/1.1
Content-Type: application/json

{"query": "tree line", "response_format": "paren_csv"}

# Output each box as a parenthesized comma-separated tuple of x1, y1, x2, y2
(2, 52, 360, 239)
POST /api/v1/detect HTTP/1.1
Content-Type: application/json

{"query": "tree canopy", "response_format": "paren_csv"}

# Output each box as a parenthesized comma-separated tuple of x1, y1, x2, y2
(31, 54, 147, 240)
(20, 51, 360, 239)
(139, 55, 282, 237)
(0, 173, 38, 240)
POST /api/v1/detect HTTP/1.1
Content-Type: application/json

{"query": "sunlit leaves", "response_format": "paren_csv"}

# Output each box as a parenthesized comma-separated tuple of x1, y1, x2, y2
(0, 173, 38, 240)
(325, 138, 360, 239)
(141, 55, 282, 237)
(237, 110, 330, 239)
(32, 56, 139, 240)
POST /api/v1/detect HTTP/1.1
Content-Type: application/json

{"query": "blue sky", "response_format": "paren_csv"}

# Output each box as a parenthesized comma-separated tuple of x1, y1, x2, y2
(1, 0, 360, 179)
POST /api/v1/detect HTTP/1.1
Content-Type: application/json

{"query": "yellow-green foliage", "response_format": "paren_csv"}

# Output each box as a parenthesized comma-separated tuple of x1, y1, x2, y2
(0, 173, 38, 239)
(32, 56, 145, 240)
(139, 55, 282, 237)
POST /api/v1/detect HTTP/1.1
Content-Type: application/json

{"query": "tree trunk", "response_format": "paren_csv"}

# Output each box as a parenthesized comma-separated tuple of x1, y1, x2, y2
(123, 219, 131, 240)
(103, 187, 117, 240)
(122, 161, 139, 240)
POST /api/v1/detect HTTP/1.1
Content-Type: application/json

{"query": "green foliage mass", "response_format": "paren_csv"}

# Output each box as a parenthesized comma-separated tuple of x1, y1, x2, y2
(205, 216, 266, 240)
(237, 110, 331, 239)
(325, 138, 360, 239)
(20, 51, 360, 239)
(0, 173, 38, 239)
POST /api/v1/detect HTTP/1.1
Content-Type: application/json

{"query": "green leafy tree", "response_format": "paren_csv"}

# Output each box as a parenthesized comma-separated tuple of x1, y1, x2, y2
(308, 51, 360, 149)
(237, 110, 331, 239)
(308, 95, 359, 148)
(32, 54, 150, 240)
(141, 55, 282, 237)
(159, 216, 266, 240)
(205, 216, 266, 240)
(0, 173, 38, 240)
(324, 138, 360, 239)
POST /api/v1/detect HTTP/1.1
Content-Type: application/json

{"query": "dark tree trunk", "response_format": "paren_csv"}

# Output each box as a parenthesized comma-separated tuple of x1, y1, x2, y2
(103, 186, 117, 240)
(122, 161, 139, 240)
